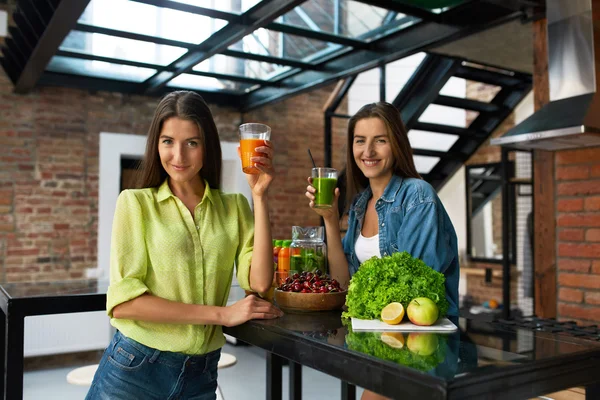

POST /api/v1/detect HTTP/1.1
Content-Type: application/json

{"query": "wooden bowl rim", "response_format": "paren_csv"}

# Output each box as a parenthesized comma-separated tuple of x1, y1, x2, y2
(274, 289, 347, 296)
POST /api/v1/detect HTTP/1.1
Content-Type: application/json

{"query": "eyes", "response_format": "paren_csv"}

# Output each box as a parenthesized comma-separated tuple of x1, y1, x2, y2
(160, 139, 199, 148)
(354, 138, 387, 145)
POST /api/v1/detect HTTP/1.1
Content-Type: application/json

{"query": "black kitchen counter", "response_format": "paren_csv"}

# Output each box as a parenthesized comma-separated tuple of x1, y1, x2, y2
(224, 311, 600, 400)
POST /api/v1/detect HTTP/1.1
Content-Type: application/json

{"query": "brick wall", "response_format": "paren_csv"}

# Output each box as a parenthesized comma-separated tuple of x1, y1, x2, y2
(0, 69, 243, 282)
(555, 148, 600, 324)
(0, 61, 344, 282)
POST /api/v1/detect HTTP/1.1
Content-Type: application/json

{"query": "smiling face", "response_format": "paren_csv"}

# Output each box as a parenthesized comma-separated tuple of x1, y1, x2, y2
(352, 117, 395, 185)
(158, 117, 204, 186)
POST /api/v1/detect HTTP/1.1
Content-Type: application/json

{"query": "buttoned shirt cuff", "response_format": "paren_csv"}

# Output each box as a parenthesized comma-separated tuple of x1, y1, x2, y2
(106, 278, 150, 318)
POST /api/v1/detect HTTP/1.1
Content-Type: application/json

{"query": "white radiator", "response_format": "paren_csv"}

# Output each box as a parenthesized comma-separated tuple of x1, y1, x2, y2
(24, 312, 111, 357)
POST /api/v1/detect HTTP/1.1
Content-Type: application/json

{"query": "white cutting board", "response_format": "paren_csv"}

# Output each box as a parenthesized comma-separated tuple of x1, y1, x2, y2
(351, 317, 457, 332)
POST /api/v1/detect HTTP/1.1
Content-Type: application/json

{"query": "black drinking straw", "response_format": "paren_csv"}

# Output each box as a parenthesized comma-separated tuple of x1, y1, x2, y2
(307, 148, 317, 169)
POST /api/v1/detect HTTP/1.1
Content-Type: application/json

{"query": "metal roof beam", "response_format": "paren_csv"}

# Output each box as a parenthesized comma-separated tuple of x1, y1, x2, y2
(142, 0, 307, 94)
(37, 72, 241, 107)
(130, 0, 241, 22)
(222, 49, 317, 70)
(14, 0, 91, 93)
(74, 23, 194, 49)
(266, 22, 370, 49)
(241, 5, 522, 111)
(55, 50, 280, 87)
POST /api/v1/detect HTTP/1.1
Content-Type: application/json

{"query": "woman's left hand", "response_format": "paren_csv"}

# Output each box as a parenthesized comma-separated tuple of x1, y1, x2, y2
(240, 140, 275, 197)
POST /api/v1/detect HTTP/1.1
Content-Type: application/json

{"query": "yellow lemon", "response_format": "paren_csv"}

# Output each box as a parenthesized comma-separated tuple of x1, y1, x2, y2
(380, 332, 405, 349)
(381, 302, 405, 325)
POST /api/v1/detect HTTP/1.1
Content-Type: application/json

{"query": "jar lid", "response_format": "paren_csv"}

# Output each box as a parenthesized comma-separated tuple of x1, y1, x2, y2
(292, 226, 324, 241)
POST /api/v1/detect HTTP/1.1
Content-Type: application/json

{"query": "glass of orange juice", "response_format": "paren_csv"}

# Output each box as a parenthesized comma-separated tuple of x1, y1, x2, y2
(239, 123, 271, 174)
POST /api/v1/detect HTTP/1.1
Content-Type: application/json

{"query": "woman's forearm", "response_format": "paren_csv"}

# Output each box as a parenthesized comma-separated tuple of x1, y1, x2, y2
(249, 195, 273, 293)
(112, 294, 224, 325)
(323, 216, 350, 289)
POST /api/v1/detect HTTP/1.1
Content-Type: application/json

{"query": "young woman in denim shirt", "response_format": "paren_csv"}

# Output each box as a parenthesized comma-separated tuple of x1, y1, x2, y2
(86, 91, 283, 400)
(306, 102, 459, 400)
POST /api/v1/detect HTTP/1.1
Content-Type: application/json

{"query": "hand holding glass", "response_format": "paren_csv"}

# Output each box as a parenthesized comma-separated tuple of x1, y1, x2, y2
(239, 123, 271, 175)
(312, 168, 338, 208)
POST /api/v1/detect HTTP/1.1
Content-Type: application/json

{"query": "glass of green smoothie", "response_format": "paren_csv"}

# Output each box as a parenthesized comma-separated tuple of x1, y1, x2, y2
(311, 167, 338, 209)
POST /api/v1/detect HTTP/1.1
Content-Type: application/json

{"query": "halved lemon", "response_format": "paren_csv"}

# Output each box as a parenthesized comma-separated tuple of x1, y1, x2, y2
(380, 332, 405, 349)
(381, 302, 405, 325)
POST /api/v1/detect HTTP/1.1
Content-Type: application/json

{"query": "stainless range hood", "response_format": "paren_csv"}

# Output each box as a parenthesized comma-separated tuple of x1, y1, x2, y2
(491, 0, 600, 150)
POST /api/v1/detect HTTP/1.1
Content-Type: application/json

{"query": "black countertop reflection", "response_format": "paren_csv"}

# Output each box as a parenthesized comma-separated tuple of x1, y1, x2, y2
(225, 311, 600, 399)
(250, 311, 597, 379)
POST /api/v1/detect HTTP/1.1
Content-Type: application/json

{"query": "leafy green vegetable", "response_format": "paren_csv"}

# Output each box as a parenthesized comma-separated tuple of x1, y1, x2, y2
(345, 329, 446, 372)
(343, 252, 449, 319)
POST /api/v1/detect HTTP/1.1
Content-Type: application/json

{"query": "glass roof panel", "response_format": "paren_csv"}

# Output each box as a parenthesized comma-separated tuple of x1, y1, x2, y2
(167, 73, 255, 93)
(60, 31, 188, 66)
(79, 0, 228, 45)
(229, 28, 344, 62)
(408, 130, 459, 152)
(413, 155, 440, 174)
(47, 56, 157, 82)
(277, 0, 418, 40)
(193, 54, 291, 81)
(418, 104, 470, 128)
(170, 0, 261, 14)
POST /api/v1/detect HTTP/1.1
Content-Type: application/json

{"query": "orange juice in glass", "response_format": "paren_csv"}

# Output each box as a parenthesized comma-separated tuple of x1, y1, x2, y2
(239, 123, 271, 174)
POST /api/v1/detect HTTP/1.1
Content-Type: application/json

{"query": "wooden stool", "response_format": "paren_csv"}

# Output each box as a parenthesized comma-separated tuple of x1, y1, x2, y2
(66, 364, 98, 386)
(217, 353, 237, 400)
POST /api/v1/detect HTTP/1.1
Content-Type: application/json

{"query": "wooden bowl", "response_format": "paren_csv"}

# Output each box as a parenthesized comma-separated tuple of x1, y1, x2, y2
(274, 289, 347, 313)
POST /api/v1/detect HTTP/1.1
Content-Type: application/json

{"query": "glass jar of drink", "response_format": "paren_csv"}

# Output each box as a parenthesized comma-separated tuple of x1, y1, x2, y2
(289, 226, 327, 275)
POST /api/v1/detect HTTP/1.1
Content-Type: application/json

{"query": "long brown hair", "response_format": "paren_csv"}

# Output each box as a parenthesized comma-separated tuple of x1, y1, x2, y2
(345, 102, 421, 208)
(137, 91, 222, 189)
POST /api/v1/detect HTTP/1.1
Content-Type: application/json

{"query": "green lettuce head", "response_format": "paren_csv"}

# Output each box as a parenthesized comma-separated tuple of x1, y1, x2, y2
(343, 252, 449, 320)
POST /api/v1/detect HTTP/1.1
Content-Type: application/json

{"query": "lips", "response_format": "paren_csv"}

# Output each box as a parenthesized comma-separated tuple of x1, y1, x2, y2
(362, 160, 380, 167)
(171, 165, 188, 171)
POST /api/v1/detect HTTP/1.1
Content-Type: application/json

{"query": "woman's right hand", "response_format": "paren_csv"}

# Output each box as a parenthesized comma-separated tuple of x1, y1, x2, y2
(221, 295, 283, 327)
(305, 177, 340, 222)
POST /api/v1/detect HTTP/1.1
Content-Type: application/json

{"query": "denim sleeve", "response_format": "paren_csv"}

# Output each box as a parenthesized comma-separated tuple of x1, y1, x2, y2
(397, 201, 451, 275)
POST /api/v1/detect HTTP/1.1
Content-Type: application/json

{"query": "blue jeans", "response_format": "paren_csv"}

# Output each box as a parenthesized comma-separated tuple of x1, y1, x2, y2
(85, 331, 221, 400)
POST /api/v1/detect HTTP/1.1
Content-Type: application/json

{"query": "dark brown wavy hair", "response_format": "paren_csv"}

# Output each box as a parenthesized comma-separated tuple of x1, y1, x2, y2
(137, 91, 222, 189)
(345, 102, 421, 209)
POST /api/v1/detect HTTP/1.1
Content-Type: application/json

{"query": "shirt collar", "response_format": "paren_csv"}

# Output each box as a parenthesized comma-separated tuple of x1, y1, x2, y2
(351, 175, 404, 212)
(380, 175, 404, 203)
(157, 178, 214, 205)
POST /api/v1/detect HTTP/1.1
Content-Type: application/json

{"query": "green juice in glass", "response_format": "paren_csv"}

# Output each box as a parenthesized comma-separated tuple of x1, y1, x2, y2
(313, 177, 337, 208)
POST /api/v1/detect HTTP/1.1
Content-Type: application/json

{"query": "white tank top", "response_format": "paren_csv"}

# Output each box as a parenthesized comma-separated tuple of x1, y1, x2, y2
(355, 232, 381, 264)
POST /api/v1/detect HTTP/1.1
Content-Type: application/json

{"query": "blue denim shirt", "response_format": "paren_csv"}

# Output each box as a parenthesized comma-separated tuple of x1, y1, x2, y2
(342, 175, 460, 316)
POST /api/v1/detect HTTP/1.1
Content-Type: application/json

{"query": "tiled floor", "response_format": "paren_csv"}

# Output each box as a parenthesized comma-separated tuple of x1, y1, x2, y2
(24, 343, 365, 400)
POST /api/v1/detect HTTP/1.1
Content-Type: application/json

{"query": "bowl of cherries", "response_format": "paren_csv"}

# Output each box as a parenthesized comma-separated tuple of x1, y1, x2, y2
(274, 270, 347, 312)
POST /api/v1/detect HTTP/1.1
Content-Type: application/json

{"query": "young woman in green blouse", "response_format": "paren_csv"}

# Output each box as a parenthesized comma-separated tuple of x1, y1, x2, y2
(86, 91, 283, 400)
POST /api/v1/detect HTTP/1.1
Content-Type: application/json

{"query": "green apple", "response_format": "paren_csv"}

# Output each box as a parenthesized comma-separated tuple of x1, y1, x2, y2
(406, 297, 439, 326)
(406, 333, 439, 356)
